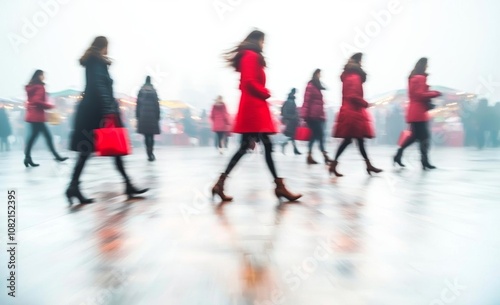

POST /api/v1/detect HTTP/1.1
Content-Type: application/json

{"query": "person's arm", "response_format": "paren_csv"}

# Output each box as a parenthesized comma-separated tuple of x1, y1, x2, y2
(240, 51, 271, 100)
(412, 77, 441, 100)
(31, 86, 54, 110)
(92, 63, 118, 115)
(344, 76, 369, 108)
(154, 91, 160, 120)
(136, 90, 142, 119)
(301, 84, 312, 119)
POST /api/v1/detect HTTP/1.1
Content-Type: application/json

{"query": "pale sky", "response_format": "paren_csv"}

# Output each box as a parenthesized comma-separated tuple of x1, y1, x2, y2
(1, 0, 500, 112)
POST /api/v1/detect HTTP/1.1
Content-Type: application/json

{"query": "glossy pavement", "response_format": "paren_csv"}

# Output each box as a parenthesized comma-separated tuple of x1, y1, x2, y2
(0, 144, 499, 305)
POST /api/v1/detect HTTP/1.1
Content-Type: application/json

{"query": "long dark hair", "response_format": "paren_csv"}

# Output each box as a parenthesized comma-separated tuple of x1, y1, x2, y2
(311, 69, 325, 90)
(28, 70, 44, 85)
(79, 36, 110, 66)
(409, 57, 428, 79)
(224, 30, 266, 71)
(342, 53, 367, 83)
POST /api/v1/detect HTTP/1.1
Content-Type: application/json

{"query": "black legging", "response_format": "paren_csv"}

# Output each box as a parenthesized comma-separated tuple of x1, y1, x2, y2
(144, 134, 154, 150)
(282, 137, 299, 150)
(24, 122, 59, 157)
(224, 133, 278, 179)
(216, 132, 227, 149)
(334, 138, 368, 161)
(306, 119, 325, 153)
(69, 153, 131, 186)
(399, 122, 431, 162)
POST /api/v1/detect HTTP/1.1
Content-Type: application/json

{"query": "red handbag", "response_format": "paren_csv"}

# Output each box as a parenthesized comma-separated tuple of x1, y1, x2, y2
(94, 127, 132, 156)
(398, 130, 412, 146)
(295, 125, 312, 141)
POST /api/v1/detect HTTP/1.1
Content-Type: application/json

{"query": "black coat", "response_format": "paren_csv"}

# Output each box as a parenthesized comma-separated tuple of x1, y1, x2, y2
(70, 55, 120, 153)
(0, 108, 12, 138)
(281, 97, 300, 138)
(136, 85, 160, 135)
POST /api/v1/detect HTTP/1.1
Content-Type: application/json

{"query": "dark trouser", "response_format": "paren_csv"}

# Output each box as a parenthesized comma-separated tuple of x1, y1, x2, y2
(492, 130, 500, 147)
(306, 119, 325, 153)
(283, 137, 299, 151)
(69, 153, 131, 186)
(216, 132, 227, 149)
(398, 122, 431, 163)
(144, 134, 155, 156)
(334, 138, 369, 161)
(0, 137, 9, 151)
(24, 122, 59, 157)
(477, 129, 499, 148)
(224, 133, 278, 179)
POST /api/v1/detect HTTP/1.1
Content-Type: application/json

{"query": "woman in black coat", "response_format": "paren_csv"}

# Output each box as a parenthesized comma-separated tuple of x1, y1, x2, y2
(280, 88, 301, 155)
(136, 76, 160, 161)
(0, 104, 12, 152)
(67, 36, 148, 205)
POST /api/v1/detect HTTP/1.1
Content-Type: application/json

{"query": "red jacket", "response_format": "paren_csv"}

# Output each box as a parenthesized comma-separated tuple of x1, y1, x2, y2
(333, 72, 374, 139)
(210, 103, 231, 132)
(406, 75, 441, 123)
(301, 82, 325, 121)
(25, 84, 53, 123)
(232, 50, 276, 134)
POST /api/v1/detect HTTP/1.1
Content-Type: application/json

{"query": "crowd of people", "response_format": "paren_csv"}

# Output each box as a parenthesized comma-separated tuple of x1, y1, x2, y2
(0, 30, 499, 205)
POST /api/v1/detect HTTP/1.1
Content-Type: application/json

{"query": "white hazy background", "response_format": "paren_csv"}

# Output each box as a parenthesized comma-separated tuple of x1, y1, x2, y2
(1, 0, 500, 112)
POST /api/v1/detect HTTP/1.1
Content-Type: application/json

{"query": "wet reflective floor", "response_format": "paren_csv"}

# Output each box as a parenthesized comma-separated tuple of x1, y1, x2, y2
(0, 144, 499, 305)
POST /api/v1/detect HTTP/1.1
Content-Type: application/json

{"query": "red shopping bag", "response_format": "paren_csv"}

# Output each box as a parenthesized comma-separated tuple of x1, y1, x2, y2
(295, 126, 312, 141)
(398, 130, 412, 146)
(94, 128, 132, 156)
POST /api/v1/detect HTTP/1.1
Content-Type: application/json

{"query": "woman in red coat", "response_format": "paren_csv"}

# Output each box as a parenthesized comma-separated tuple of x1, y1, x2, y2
(211, 30, 301, 202)
(23, 70, 68, 167)
(393, 58, 441, 170)
(330, 53, 382, 176)
(301, 69, 330, 165)
(210, 95, 231, 153)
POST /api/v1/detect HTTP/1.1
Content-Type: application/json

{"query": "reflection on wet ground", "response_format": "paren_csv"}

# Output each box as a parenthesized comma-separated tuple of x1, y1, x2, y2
(0, 146, 499, 304)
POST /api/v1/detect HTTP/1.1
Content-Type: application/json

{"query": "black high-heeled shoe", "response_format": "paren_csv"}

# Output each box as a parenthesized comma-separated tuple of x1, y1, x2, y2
(422, 162, 437, 170)
(126, 183, 149, 199)
(55, 156, 69, 162)
(24, 157, 40, 168)
(65, 184, 94, 206)
(393, 149, 405, 167)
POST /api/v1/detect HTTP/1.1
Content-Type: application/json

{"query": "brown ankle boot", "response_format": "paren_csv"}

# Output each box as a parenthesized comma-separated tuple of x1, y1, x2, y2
(365, 160, 383, 176)
(328, 160, 343, 177)
(212, 173, 233, 202)
(307, 153, 318, 165)
(274, 178, 302, 202)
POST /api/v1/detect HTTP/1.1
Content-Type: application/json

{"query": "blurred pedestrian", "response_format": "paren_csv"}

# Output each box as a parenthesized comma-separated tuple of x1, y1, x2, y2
(0, 103, 12, 152)
(330, 53, 382, 176)
(23, 70, 68, 167)
(459, 100, 475, 147)
(280, 88, 301, 155)
(136, 76, 161, 161)
(210, 95, 231, 154)
(493, 102, 500, 147)
(198, 109, 211, 146)
(393, 57, 442, 169)
(474, 99, 495, 149)
(67, 36, 148, 205)
(181, 108, 197, 144)
(211, 30, 301, 202)
(301, 69, 330, 164)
